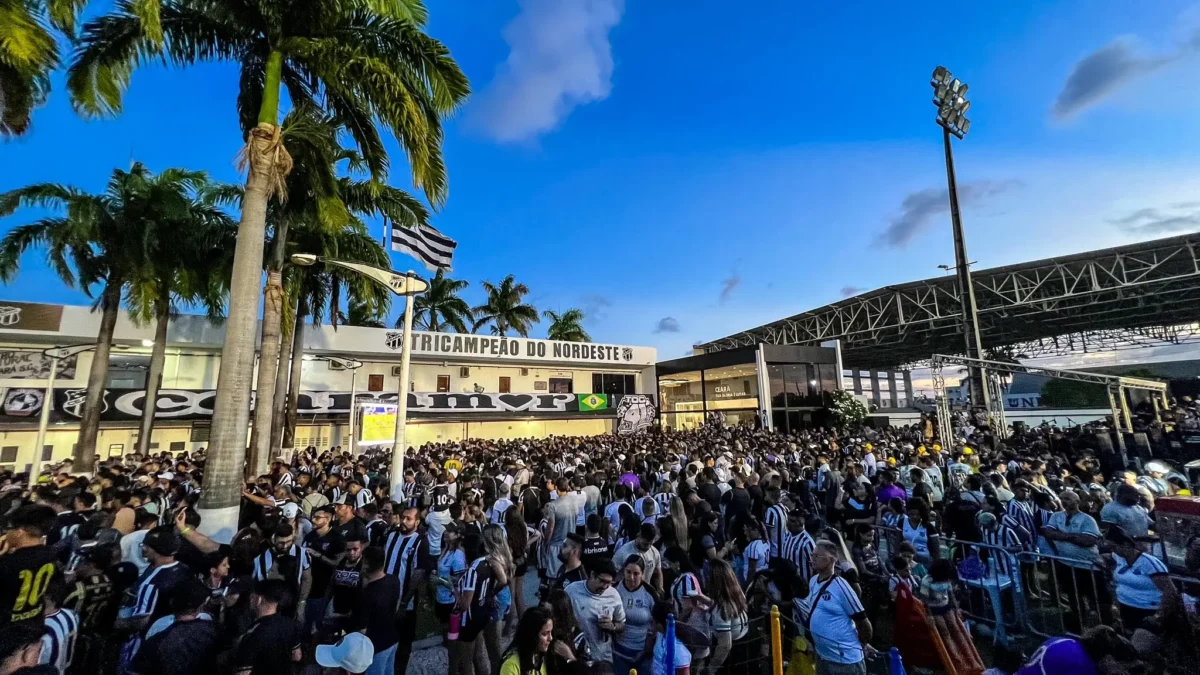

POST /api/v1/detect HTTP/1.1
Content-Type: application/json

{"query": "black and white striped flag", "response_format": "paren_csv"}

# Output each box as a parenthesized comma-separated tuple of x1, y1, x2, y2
(391, 223, 456, 272)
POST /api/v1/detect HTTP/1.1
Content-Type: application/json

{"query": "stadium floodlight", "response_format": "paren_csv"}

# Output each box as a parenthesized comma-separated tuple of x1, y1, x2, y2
(931, 67, 972, 139)
(929, 66, 991, 416)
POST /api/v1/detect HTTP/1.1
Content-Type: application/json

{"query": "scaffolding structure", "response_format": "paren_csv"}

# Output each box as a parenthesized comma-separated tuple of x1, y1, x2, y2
(929, 354, 1169, 459)
(699, 233, 1200, 370)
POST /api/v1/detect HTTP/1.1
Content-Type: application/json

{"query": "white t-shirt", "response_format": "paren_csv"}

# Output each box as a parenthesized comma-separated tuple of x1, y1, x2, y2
(799, 575, 866, 665)
(711, 604, 749, 640)
(652, 631, 690, 674)
(1114, 553, 1169, 609)
(1044, 511, 1101, 570)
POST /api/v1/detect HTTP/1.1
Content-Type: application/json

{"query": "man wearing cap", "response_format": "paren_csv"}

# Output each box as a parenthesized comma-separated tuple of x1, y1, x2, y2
(115, 526, 191, 665)
(332, 494, 369, 543)
(0, 504, 58, 629)
(303, 505, 345, 635)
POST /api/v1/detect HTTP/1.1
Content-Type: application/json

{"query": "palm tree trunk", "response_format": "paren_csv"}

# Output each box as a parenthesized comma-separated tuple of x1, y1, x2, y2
(75, 281, 121, 473)
(135, 289, 170, 456)
(269, 297, 296, 453)
(282, 299, 307, 452)
(197, 49, 286, 541)
(248, 269, 284, 477)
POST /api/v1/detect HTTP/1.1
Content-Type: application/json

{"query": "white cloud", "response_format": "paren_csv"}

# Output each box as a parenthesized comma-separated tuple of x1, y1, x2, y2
(471, 0, 624, 143)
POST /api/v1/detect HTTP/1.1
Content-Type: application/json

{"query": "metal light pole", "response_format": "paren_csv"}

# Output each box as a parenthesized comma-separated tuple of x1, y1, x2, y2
(391, 272, 419, 500)
(31, 344, 98, 486)
(289, 254, 426, 502)
(931, 66, 992, 416)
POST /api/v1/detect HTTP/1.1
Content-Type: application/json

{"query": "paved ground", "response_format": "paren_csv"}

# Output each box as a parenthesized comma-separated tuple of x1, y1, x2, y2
(403, 569, 539, 675)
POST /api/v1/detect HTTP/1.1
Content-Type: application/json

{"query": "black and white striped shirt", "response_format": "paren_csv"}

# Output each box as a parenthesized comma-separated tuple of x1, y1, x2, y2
(353, 488, 375, 510)
(277, 471, 294, 488)
(460, 556, 497, 624)
(980, 524, 1022, 576)
(39, 608, 79, 675)
(252, 544, 310, 586)
(654, 491, 674, 514)
(1005, 499, 1037, 549)
(383, 530, 423, 610)
(782, 530, 815, 580)
(765, 503, 789, 559)
(327, 486, 345, 504)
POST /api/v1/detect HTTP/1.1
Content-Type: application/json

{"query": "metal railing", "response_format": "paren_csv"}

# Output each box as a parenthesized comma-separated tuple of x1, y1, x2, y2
(869, 523, 1199, 644)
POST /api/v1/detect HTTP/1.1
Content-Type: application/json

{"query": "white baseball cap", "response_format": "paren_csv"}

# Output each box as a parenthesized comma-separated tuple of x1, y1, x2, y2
(280, 503, 300, 520)
(315, 633, 373, 674)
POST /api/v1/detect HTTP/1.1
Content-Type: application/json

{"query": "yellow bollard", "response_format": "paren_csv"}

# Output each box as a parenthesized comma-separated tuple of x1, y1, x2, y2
(770, 604, 784, 675)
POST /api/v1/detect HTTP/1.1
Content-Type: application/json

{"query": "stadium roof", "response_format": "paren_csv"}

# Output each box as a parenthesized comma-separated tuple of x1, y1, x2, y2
(699, 233, 1200, 369)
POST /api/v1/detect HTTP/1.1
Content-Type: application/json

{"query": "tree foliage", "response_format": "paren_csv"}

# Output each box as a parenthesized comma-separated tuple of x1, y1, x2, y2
(472, 274, 539, 337)
(544, 308, 590, 342)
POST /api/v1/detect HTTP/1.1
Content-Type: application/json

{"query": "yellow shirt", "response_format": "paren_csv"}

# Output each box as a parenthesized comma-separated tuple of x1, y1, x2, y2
(445, 459, 463, 473)
(499, 655, 546, 675)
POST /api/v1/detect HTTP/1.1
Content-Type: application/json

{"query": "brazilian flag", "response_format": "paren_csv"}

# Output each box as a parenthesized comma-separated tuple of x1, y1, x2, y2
(579, 393, 609, 412)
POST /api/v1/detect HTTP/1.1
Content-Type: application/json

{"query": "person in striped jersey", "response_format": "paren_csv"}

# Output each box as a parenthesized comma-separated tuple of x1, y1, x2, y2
(250, 523, 311, 614)
(383, 507, 426, 669)
(782, 510, 816, 582)
(764, 490, 789, 562)
(39, 577, 79, 675)
(976, 512, 1022, 580)
(348, 479, 375, 510)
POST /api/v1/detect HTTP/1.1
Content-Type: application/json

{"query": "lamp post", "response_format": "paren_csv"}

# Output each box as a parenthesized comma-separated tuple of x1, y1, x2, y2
(290, 254, 427, 503)
(303, 355, 364, 455)
(31, 344, 100, 486)
(931, 66, 991, 415)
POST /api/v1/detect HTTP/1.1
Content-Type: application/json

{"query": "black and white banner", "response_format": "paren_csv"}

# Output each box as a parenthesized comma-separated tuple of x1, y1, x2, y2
(391, 223, 456, 272)
(0, 351, 77, 379)
(0, 388, 655, 427)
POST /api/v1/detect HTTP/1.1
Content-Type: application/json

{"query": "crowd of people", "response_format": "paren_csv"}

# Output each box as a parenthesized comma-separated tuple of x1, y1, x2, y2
(0, 407, 1199, 675)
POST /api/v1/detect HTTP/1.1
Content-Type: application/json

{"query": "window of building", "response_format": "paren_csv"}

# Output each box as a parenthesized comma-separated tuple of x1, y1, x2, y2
(498, 376, 511, 393)
(41, 445, 52, 462)
(108, 444, 123, 457)
(0, 446, 16, 463)
(169, 441, 186, 453)
(549, 377, 573, 394)
(592, 373, 636, 396)
(436, 375, 451, 392)
(368, 374, 384, 392)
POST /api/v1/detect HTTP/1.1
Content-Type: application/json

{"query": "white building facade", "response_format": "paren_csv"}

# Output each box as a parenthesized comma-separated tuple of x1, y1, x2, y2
(0, 301, 657, 473)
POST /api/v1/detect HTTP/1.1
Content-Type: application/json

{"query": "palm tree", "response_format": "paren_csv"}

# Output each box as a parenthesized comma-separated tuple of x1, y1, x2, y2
(340, 297, 385, 328)
(246, 106, 432, 476)
(0, 163, 210, 471)
(280, 221, 390, 450)
(68, 0, 468, 530)
(0, 0, 101, 136)
(125, 171, 237, 456)
(544, 308, 591, 342)
(396, 269, 470, 332)
(472, 275, 539, 338)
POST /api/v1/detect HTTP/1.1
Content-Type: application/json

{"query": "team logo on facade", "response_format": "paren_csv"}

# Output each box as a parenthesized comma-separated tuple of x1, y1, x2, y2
(61, 389, 108, 418)
(3, 389, 42, 416)
(0, 306, 21, 326)
(616, 394, 655, 435)
(622, 347, 633, 362)
(384, 331, 404, 351)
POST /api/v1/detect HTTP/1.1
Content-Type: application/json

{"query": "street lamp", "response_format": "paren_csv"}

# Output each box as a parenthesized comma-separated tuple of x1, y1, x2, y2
(289, 254, 428, 502)
(302, 355, 364, 455)
(930, 66, 991, 416)
(31, 344, 102, 486)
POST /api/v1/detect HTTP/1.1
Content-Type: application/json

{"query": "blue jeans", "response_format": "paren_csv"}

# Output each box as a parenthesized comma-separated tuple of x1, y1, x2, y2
(612, 651, 650, 675)
(366, 643, 397, 675)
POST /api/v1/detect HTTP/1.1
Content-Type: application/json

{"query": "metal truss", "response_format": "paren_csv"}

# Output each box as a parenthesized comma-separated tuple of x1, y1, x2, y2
(701, 233, 1200, 369)
(930, 354, 1169, 449)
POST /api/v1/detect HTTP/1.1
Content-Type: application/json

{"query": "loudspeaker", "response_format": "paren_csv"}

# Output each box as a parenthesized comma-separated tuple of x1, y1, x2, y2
(1093, 432, 1114, 456)
(1130, 432, 1152, 459)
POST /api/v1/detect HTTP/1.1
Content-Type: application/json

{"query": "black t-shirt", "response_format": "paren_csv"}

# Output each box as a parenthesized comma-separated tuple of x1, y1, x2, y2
(581, 536, 610, 571)
(334, 517, 368, 543)
(0, 545, 57, 627)
(355, 575, 400, 651)
(725, 487, 753, 525)
(747, 484, 765, 520)
(697, 483, 722, 512)
(234, 613, 301, 675)
(329, 556, 364, 615)
(133, 617, 219, 675)
(131, 562, 192, 626)
(304, 528, 346, 597)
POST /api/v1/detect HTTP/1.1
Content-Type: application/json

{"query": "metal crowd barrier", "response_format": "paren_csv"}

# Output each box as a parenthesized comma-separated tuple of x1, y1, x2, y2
(866, 524, 1199, 643)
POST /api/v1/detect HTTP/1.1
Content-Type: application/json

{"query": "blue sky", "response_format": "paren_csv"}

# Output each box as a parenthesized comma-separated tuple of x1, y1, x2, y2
(5, 0, 1200, 359)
